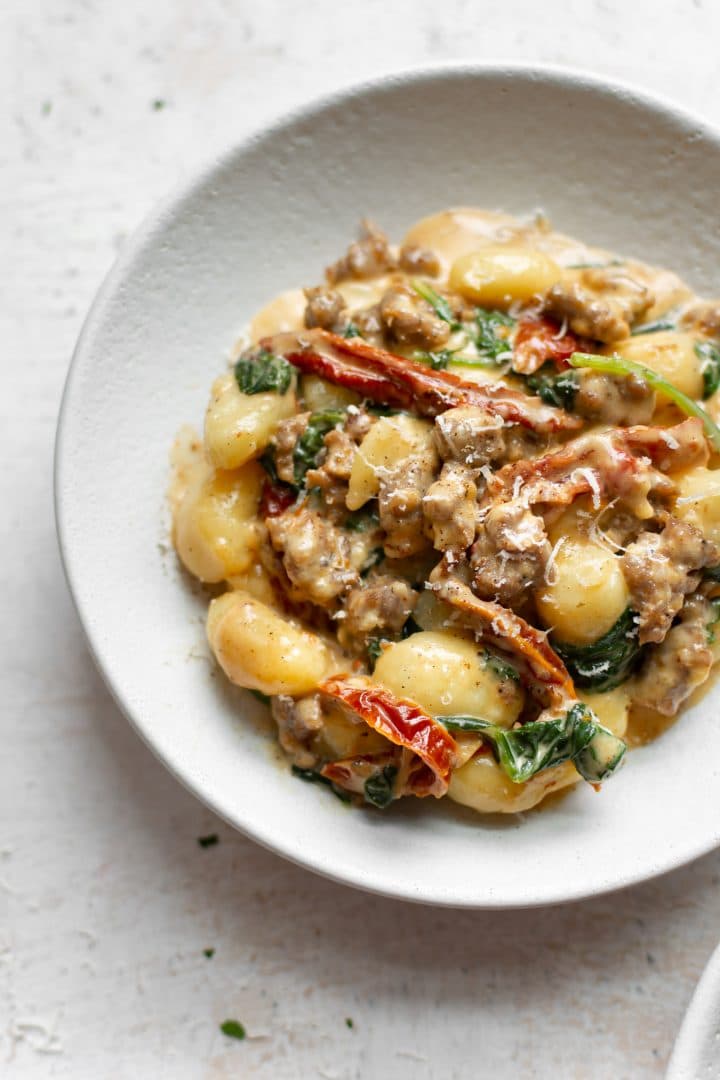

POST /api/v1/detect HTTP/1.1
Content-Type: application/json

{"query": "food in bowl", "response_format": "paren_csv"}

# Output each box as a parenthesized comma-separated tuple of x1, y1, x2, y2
(169, 207, 720, 815)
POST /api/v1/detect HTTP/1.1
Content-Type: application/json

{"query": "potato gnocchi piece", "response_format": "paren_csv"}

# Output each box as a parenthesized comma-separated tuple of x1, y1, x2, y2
(207, 591, 343, 696)
(346, 414, 435, 511)
(249, 288, 306, 343)
(674, 467, 720, 546)
(372, 630, 524, 729)
(535, 536, 630, 647)
(449, 245, 562, 308)
(173, 461, 264, 583)
(613, 331, 704, 402)
(205, 371, 296, 470)
(448, 754, 579, 815)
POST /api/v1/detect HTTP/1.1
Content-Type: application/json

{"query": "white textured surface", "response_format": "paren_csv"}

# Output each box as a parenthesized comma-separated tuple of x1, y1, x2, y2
(6, 2, 720, 1076)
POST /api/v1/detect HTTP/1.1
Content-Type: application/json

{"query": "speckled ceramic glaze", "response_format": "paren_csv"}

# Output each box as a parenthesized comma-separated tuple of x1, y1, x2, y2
(55, 65, 720, 908)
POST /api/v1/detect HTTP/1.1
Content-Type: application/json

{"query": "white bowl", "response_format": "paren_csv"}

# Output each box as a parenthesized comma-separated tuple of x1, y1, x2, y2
(55, 64, 720, 908)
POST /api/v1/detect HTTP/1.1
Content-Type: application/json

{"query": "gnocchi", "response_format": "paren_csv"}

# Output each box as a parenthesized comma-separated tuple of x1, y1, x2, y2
(372, 631, 524, 729)
(204, 371, 296, 470)
(207, 591, 342, 696)
(346, 413, 435, 511)
(613, 330, 704, 401)
(535, 536, 630, 646)
(173, 460, 264, 583)
(449, 245, 562, 308)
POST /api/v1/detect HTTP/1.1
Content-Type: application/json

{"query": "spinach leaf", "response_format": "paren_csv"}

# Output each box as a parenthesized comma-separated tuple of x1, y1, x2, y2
(696, 341, 720, 399)
(440, 702, 626, 784)
(707, 598, 720, 644)
(526, 364, 580, 410)
(472, 308, 515, 361)
(704, 564, 720, 584)
(401, 615, 422, 639)
(552, 607, 641, 692)
(293, 409, 346, 485)
(363, 764, 398, 808)
(344, 509, 380, 532)
(413, 349, 453, 370)
(259, 447, 280, 483)
(291, 765, 351, 803)
(483, 649, 520, 683)
(411, 279, 459, 328)
(235, 349, 293, 395)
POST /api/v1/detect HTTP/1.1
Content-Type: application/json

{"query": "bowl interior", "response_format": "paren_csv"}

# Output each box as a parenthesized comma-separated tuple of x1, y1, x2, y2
(56, 65, 720, 907)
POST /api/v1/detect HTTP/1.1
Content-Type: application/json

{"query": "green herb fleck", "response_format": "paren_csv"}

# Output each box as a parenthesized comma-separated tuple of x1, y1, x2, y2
(203, 948, 215, 959)
(526, 364, 580, 411)
(553, 608, 641, 692)
(704, 564, 720, 584)
(41, 100, 52, 116)
(345, 1018, 354, 1029)
(293, 409, 345, 485)
(197, 834, 219, 848)
(342, 322, 362, 338)
(364, 765, 398, 808)
(707, 598, 720, 644)
(570, 351, 720, 453)
(696, 341, 720, 400)
(152, 98, 167, 111)
(235, 349, 293, 395)
(411, 279, 460, 328)
(220, 1020, 246, 1040)
(366, 637, 386, 668)
(631, 318, 676, 336)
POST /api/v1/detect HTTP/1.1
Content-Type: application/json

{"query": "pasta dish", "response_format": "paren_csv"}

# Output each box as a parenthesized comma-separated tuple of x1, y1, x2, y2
(170, 208, 720, 814)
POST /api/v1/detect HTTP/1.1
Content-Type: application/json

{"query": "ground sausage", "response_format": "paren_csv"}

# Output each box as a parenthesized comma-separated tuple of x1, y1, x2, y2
(631, 595, 715, 715)
(304, 286, 346, 331)
(621, 517, 718, 645)
(545, 266, 654, 343)
(267, 505, 359, 606)
(378, 284, 451, 350)
(398, 244, 441, 278)
(574, 371, 656, 426)
(423, 462, 478, 552)
(338, 574, 417, 653)
(326, 220, 396, 284)
(470, 503, 552, 605)
(433, 405, 506, 471)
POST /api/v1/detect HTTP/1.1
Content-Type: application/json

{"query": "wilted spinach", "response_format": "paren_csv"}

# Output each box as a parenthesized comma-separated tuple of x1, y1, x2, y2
(235, 349, 293, 395)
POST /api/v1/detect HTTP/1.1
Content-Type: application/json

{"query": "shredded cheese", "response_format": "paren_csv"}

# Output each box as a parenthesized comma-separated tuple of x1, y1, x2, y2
(543, 536, 567, 586)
